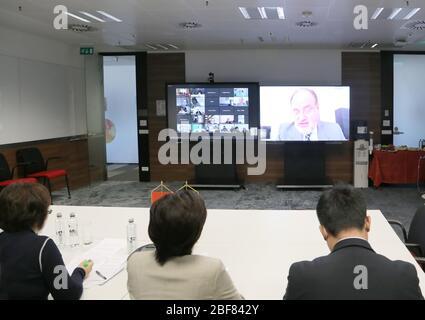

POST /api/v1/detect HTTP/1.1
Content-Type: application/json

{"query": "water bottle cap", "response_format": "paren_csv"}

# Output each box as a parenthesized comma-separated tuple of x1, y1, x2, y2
(56, 212, 62, 218)
(70, 212, 76, 218)
(129, 218, 134, 223)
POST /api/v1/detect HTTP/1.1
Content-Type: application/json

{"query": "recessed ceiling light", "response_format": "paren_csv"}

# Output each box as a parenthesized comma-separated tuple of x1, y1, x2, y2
(65, 12, 91, 23)
(404, 8, 421, 20)
(388, 8, 402, 20)
(145, 44, 158, 50)
(371, 8, 384, 19)
(295, 20, 318, 28)
(167, 44, 179, 49)
(79, 11, 105, 22)
(156, 44, 169, 50)
(96, 11, 122, 22)
(277, 7, 285, 20)
(238, 7, 251, 19)
(179, 22, 202, 29)
(258, 7, 268, 19)
(371, 43, 379, 48)
(68, 24, 95, 32)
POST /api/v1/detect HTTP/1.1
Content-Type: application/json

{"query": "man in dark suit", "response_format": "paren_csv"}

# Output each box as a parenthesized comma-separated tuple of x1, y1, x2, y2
(278, 88, 345, 141)
(284, 184, 424, 300)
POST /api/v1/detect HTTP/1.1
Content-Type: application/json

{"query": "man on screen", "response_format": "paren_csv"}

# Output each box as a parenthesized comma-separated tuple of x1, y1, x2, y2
(278, 88, 345, 141)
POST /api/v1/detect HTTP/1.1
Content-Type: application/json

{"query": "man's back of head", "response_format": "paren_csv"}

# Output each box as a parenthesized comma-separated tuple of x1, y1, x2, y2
(283, 183, 424, 300)
(317, 183, 368, 244)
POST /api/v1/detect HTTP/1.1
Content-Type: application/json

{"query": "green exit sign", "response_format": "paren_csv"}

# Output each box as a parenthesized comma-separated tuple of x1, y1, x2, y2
(80, 47, 94, 55)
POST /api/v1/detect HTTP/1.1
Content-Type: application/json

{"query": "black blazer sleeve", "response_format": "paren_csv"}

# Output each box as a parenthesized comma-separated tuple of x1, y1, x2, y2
(40, 238, 85, 300)
(395, 261, 424, 300)
(283, 262, 309, 300)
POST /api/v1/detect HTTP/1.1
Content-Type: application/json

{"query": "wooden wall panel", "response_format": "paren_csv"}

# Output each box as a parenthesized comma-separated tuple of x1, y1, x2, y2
(0, 137, 90, 191)
(146, 53, 195, 181)
(148, 52, 381, 185)
(342, 52, 382, 144)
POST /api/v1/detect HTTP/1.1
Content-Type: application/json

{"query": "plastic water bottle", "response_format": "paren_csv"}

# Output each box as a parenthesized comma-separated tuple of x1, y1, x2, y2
(127, 218, 137, 253)
(55, 212, 65, 247)
(68, 213, 80, 247)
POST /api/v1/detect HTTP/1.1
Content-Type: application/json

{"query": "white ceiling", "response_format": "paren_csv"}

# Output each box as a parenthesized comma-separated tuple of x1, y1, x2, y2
(1, 0, 425, 51)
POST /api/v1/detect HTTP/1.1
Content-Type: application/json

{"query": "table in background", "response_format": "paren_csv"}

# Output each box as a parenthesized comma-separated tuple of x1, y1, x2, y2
(369, 150, 425, 187)
(41, 206, 425, 300)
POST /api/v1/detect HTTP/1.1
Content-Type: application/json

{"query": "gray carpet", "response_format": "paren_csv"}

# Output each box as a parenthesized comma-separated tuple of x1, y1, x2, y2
(53, 181, 425, 237)
(107, 164, 139, 181)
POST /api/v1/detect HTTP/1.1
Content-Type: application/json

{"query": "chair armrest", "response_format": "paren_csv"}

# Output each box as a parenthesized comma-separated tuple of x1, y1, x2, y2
(415, 257, 425, 271)
(45, 157, 62, 169)
(387, 219, 408, 242)
(406, 243, 422, 250)
(406, 243, 424, 258)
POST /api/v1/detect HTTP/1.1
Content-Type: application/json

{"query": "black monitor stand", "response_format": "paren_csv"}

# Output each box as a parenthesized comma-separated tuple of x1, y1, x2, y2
(191, 137, 242, 189)
(277, 142, 332, 189)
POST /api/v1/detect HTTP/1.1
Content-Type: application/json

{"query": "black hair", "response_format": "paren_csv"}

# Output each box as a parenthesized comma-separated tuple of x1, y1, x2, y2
(148, 190, 207, 265)
(316, 184, 367, 237)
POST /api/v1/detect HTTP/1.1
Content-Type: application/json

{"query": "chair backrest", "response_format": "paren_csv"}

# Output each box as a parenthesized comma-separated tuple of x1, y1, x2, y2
(408, 205, 425, 256)
(0, 153, 12, 181)
(16, 148, 45, 175)
(335, 108, 350, 140)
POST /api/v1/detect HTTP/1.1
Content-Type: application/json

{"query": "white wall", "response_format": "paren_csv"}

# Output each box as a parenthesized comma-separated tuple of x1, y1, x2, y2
(0, 25, 81, 68)
(186, 49, 341, 85)
(0, 25, 86, 145)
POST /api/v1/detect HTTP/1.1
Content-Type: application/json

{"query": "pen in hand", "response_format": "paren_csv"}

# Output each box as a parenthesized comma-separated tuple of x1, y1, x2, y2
(95, 270, 107, 280)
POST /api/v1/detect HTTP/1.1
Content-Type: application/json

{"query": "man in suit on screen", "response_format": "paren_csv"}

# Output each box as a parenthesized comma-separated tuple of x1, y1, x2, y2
(283, 184, 424, 300)
(278, 88, 346, 141)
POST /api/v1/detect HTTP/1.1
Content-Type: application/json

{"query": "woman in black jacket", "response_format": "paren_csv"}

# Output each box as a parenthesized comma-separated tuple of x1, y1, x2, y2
(0, 183, 93, 299)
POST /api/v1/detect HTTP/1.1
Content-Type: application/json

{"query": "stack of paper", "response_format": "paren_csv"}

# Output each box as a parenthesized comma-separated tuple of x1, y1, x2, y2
(67, 238, 128, 288)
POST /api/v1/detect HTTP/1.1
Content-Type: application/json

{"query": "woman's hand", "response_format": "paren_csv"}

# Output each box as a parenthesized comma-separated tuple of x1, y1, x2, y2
(79, 259, 93, 279)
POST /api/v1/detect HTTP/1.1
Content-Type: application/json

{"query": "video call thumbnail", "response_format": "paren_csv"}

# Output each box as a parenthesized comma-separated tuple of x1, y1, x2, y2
(176, 87, 250, 133)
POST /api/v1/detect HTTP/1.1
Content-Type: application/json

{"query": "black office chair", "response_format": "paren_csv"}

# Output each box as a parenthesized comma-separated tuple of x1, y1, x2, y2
(16, 147, 71, 200)
(335, 108, 349, 140)
(388, 206, 425, 270)
(0, 153, 38, 188)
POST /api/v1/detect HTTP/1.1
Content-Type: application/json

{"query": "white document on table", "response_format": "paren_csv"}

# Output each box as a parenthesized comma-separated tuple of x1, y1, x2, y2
(67, 238, 128, 288)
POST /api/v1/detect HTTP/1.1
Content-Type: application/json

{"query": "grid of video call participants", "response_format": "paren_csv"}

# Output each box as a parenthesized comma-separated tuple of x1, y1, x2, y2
(176, 87, 249, 134)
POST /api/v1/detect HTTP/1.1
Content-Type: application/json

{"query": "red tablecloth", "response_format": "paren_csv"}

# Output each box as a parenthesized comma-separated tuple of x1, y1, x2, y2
(369, 150, 425, 187)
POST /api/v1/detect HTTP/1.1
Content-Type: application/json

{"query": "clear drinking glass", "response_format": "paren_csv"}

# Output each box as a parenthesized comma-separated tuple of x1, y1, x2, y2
(81, 221, 93, 245)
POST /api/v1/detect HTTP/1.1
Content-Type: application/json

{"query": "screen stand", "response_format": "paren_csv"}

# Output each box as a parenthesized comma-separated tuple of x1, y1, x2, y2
(190, 137, 243, 189)
(276, 142, 332, 189)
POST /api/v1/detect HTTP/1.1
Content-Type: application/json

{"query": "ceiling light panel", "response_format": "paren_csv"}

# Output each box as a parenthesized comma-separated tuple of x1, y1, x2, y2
(79, 11, 105, 22)
(370, 7, 421, 20)
(239, 7, 285, 20)
(404, 8, 421, 20)
(371, 8, 384, 19)
(388, 8, 403, 20)
(65, 12, 91, 23)
(97, 11, 123, 22)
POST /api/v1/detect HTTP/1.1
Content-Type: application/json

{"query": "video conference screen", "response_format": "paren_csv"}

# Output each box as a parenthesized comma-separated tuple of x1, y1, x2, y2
(167, 83, 259, 135)
(260, 86, 350, 142)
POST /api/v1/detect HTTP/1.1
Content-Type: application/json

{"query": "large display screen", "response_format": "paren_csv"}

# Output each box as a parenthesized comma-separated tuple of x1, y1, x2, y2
(260, 86, 350, 142)
(167, 83, 259, 135)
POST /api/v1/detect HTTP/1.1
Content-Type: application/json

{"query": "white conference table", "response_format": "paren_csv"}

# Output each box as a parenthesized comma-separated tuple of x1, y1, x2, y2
(41, 206, 425, 300)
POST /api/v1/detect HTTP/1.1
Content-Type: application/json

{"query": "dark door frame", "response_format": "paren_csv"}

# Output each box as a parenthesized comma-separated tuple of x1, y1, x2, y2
(99, 52, 150, 182)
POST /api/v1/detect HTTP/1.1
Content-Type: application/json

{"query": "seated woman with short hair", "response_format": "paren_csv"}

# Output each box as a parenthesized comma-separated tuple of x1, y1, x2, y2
(127, 190, 243, 300)
(0, 183, 93, 300)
